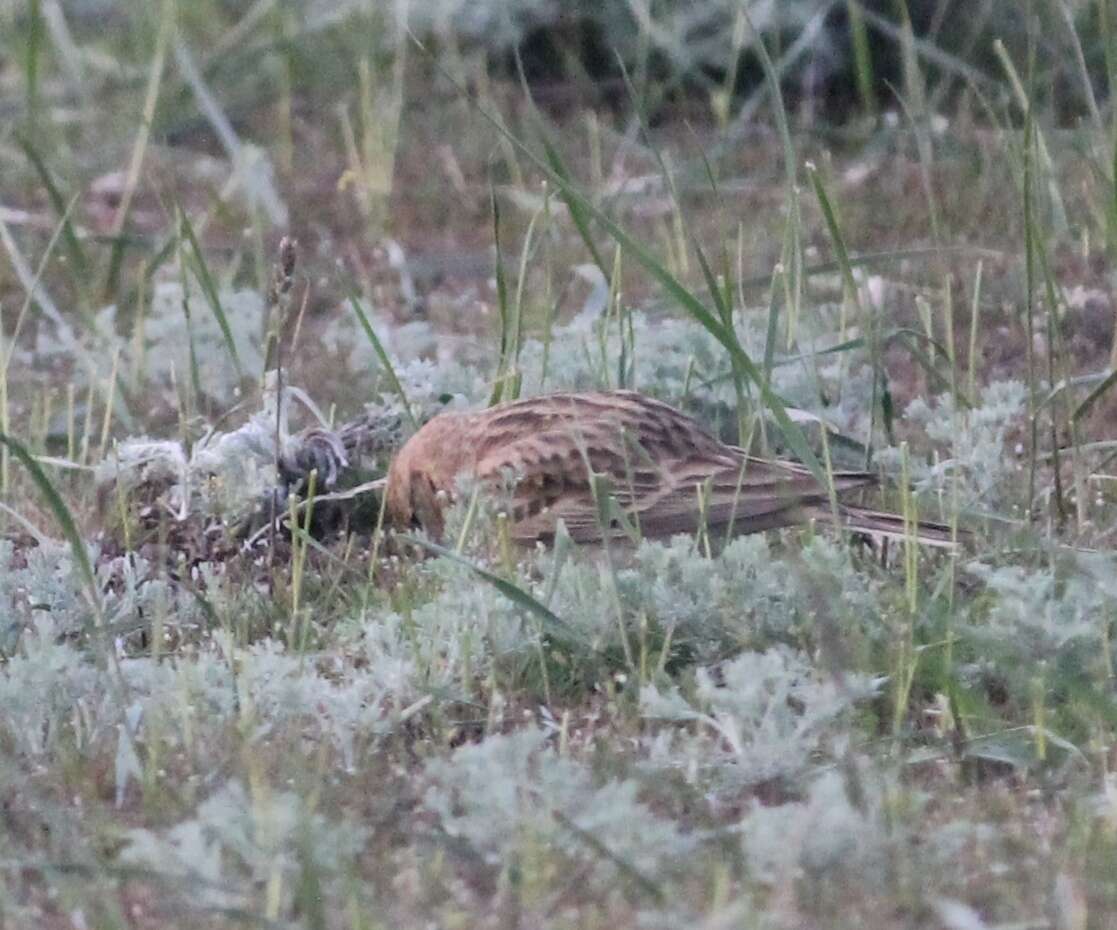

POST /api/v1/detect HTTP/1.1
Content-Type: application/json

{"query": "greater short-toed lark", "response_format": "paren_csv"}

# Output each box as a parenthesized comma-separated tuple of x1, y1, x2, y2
(385, 389, 954, 547)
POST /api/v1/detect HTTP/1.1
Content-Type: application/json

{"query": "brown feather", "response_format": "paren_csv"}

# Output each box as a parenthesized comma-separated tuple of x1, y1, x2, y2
(384, 390, 953, 547)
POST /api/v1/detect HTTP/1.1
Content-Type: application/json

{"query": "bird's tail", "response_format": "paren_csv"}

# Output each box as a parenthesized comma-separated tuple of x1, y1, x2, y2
(808, 503, 961, 549)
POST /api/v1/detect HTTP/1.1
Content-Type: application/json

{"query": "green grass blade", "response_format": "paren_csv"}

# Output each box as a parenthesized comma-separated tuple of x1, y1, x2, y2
(807, 161, 896, 450)
(551, 806, 664, 904)
(488, 181, 513, 407)
(616, 55, 750, 438)
(416, 40, 827, 482)
(345, 288, 418, 432)
(846, 0, 878, 118)
(16, 135, 90, 283)
(762, 259, 785, 384)
(539, 133, 609, 278)
(401, 535, 587, 652)
(24, 0, 43, 138)
(174, 229, 204, 404)
(0, 433, 99, 622)
(742, 5, 797, 190)
(1055, 0, 1102, 133)
(616, 56, 732, 325)
(512, 48, 608, 278)
(806, 164, 861, 316)
(1106, 129, 1117, 260)
(178, 207, 243, 379)
(139, 231, 179, 292)
(1076, 365, 1117, 423)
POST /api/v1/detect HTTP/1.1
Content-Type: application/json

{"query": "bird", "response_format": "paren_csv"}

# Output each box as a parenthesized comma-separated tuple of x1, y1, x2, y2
(384, 389, 955, 548)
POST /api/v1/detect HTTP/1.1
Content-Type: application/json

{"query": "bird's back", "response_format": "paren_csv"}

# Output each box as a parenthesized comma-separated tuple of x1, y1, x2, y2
(385, 390, 877, 544)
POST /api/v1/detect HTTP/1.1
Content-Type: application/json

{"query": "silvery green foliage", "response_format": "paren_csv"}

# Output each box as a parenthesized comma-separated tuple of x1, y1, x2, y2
(806, 357, 878, 441)
(0, 596, 426, 782)
(122, 779, 366, 914)
(319, 305, 427, 370)
(517, 308, 734, 404)
(188, 428, 279, 521)
(896, 380, 1028, 509)
(550, 535, 763, 652)
(95, 282, 267, 400)
(319, 297, 873, 454)
(391, 356, 488, 420)
(515, 304, 834, 419)
(1, 539, 204, 644)
(413, 556, 541, 660)
(0, 539, 91, 640)
(742, 767, 894, 890)
(545, 534, 884, 660)
(1076, 551, 1117, 605)
(626, 535, 803, 648)
(0, 618, 111, 757)
(225, 632, 418, 772)
(423, 728, 697, 876)
(743, 765, 1006, 906)
(95, 427, 275, 528)
(384, 526, 878, 685)
(125, 627, 425, 774)
(778, 532, 891, 645)
(513, 303, 876, 456)
(964, 559, 1102, 672)
(120, 647, 237, 750)
(0, 541, 22, 654)
(102, 551, 208, 635)
(641, 647, 880, 790)
(319, 309, 487, 423)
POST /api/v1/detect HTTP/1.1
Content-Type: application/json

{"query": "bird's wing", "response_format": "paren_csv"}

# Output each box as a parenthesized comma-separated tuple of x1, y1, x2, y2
(612, 453, 875, 542)
(475, 424, 876, 544)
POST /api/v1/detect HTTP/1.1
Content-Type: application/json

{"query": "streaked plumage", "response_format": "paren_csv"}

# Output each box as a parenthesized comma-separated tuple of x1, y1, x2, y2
(385, 390, 954, 547)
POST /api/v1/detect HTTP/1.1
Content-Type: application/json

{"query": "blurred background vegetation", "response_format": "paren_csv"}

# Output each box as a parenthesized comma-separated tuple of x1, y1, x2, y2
(3, 3, 1117, 930)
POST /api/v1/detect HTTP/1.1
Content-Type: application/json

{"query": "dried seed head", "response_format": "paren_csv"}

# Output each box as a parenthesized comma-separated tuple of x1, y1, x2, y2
(268, 236, 299, 306)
